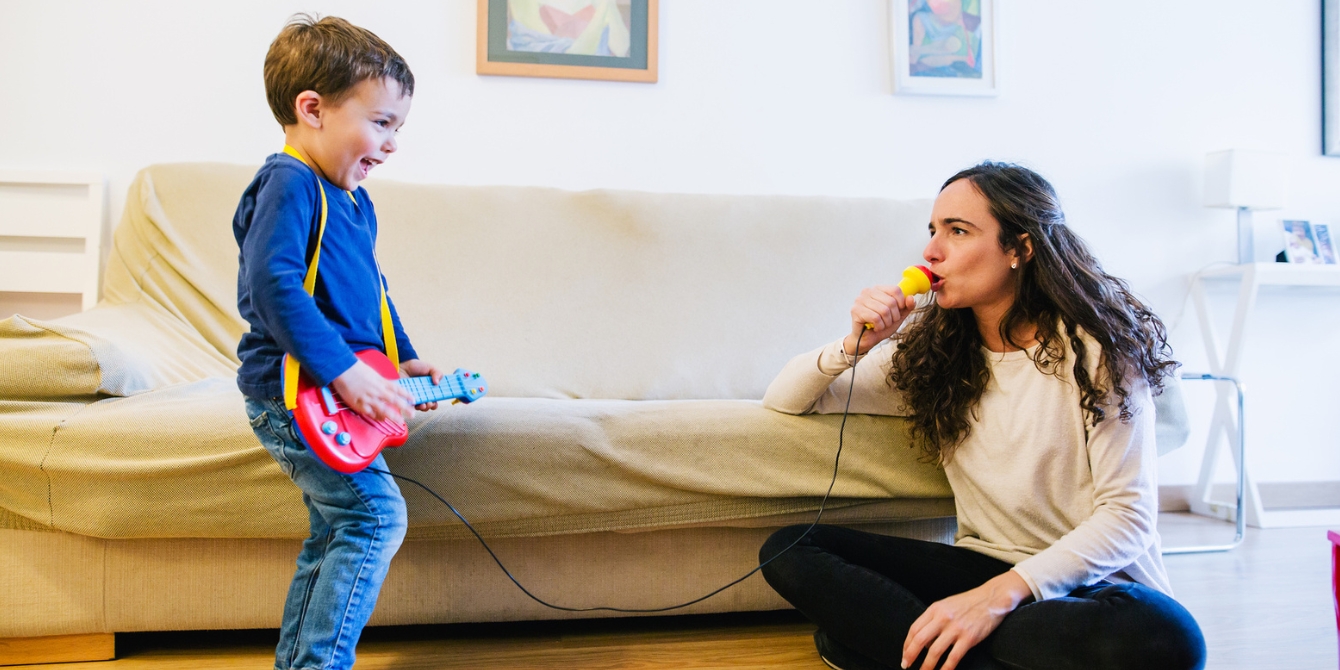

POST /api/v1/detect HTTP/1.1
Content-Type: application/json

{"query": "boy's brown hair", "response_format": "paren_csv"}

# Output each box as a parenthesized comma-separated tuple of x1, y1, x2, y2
(264, 14, 415, 126)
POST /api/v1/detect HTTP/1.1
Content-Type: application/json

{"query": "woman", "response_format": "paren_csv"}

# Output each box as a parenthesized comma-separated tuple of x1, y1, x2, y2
(759, 163, 1205, 670)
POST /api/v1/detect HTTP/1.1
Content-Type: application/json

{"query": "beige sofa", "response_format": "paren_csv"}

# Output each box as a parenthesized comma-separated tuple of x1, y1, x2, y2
(1, 163, 979, 662)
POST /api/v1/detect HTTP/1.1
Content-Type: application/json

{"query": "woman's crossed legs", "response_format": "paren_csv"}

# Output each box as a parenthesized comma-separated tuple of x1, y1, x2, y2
(759, 524, 1205, 670)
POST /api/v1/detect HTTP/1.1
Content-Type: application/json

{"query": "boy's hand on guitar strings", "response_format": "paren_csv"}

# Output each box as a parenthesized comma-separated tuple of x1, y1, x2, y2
(400, 358, 445, 411)
(331, 360, 415, 422)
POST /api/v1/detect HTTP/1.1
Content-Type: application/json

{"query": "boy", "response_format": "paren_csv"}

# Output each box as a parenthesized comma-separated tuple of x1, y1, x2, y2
(235, 14, 441, 670)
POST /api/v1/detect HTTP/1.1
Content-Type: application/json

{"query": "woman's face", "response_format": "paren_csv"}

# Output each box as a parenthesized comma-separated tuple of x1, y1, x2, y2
(922, 179, 1023, 314)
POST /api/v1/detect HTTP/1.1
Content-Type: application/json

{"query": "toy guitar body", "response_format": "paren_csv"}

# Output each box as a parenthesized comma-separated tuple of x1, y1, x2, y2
(288, 349, 488, 474)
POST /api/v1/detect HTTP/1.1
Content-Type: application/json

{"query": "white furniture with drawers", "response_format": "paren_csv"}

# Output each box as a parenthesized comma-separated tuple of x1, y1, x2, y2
(0, 171, 106, 312)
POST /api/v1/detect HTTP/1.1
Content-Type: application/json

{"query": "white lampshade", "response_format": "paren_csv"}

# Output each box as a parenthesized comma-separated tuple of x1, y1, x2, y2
(1204, 149, 1286, 210)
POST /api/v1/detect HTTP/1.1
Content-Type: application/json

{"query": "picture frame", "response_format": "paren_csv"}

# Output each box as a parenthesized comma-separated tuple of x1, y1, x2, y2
(1325, 0, 1339, 156)
(1314, 223, 1337, 264)
(476, 0, 658, 83)
(891, 0, 997, 96)
(1281, 220, 1324, 264)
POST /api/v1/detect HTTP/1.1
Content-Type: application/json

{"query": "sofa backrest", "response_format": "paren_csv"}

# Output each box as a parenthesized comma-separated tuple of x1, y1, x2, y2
(107, 163, 932, 400)
(102, 163, 257, 364)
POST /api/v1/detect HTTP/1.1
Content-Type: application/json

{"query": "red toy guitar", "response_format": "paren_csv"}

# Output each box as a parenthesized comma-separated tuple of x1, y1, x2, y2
(275, 145, 488, 473)
(288, 349, 488, 474)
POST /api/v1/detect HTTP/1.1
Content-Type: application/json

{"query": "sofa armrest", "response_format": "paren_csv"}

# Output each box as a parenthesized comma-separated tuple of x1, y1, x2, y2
(0, 303, 237, 400)
(1153, 373, 1190, 457)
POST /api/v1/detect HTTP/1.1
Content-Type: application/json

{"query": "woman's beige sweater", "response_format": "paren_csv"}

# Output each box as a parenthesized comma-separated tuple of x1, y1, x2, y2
(761, 335, 1171, 602)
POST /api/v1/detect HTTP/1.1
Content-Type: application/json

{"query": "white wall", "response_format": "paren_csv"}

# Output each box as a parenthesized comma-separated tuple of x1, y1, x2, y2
(1, 0, 1338, 486)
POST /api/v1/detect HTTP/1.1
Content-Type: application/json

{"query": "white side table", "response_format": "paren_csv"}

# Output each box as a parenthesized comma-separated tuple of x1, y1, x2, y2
(1188, 262, 1340, 528)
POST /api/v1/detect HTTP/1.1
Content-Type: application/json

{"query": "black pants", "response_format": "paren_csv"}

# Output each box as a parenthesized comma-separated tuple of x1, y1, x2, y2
(760, 524, 1206, 670)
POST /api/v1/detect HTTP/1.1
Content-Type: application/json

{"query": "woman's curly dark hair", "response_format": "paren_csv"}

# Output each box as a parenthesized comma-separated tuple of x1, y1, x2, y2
(889, 162, 1177, 465)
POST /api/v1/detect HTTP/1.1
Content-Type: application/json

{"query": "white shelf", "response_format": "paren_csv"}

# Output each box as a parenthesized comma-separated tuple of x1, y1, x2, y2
(1196, 262, 1340, 286)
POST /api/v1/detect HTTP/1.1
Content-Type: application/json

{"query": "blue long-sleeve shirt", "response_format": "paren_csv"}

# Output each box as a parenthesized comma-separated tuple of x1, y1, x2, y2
(234, 152, 418, 400)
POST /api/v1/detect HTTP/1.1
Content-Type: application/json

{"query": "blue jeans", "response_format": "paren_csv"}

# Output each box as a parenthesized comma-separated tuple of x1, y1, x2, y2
(760, 524, 1206, 670)
(246, 397, 408, 670)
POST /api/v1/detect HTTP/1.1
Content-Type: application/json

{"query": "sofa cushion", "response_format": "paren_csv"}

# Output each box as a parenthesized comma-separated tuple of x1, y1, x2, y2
(100, 164, 254, 363)
(0, 384, 951, 540)
(387, 397, 952, 540)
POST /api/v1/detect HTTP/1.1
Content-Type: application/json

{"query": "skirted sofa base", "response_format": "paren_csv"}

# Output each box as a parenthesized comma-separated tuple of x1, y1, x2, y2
(0, 516, 955, 663)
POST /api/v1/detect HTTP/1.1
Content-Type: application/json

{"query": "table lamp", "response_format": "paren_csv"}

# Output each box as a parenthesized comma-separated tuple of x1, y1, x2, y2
(1204, 149, 1286, 264)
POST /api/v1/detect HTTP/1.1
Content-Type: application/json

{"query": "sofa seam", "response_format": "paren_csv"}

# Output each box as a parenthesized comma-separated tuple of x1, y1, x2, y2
(37, 400, 93, 529)
(21, 316, 102, 530)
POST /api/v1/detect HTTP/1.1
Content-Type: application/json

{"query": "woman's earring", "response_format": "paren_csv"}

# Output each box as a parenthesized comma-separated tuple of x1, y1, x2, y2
(1011, 260, 1018, 269)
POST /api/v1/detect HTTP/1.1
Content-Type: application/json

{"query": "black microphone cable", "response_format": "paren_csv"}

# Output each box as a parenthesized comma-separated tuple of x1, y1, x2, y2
(367, 328, 869, 614)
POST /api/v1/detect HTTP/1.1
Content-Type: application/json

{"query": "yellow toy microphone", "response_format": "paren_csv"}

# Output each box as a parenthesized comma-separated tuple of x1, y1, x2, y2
(865, 265, 934, 330)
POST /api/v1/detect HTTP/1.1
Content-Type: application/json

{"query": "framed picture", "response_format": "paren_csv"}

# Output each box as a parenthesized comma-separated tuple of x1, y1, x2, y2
(891, 0, 997, 96)
(1325, 0, 1339, 156)
(476, 0, 658, 83)
(1314, 223, 1338, 264)
(1281, 220, 1324, 264)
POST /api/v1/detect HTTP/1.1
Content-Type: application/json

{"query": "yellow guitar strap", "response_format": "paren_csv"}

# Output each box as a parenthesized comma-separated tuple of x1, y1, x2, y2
(281, 145, 398, 410)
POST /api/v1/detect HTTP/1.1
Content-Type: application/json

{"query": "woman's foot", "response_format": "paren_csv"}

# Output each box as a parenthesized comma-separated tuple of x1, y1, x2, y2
(813, 630, 889, 670)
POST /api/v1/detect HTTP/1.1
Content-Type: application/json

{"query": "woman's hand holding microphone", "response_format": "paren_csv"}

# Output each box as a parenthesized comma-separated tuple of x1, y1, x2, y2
(843, 265, 934, 357)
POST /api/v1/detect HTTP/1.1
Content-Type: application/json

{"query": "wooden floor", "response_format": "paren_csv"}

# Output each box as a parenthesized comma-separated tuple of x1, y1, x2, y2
(12, 513, 1336, 669)
(1158, 513, 1336, 669)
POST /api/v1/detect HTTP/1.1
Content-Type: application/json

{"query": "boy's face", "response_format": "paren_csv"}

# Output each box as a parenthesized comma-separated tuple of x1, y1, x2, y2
(308, 77, 411, 191)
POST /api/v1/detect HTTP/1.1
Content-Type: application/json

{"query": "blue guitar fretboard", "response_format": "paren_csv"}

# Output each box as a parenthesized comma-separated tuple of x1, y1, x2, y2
(397, 370, 487, 405)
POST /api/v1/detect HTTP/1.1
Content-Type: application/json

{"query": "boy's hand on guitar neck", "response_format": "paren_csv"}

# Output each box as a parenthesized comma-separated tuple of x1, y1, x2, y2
(294, 350, 487, 473)
(332, 360, 415, 422)
(399, 358, 445, 411)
